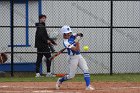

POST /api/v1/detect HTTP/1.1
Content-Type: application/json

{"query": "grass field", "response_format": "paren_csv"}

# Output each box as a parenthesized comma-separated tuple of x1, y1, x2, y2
(0, 73, 140, 82)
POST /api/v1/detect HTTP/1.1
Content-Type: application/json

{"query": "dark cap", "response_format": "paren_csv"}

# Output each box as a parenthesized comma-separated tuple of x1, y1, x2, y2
(39, 14, 46, 19)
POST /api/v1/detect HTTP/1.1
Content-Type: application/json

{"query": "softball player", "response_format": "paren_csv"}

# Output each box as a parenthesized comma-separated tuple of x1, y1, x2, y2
(56, 25, 94, 90)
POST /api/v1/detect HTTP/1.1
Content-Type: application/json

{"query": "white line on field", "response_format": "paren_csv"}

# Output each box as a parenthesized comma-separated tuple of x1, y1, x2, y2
(0, 91, 25, 93)
(0, 85, 49, 89)
(110, 86, 140, 90)
(97, 86, 140, 91)
(32, 90, 53, 93)
(32, 90, 77, 93)
(0, 86, 9, 88)
(1, 85, 140, 92)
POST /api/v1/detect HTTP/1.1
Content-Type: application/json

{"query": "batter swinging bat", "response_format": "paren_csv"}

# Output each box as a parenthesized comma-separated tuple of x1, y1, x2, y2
(49, 33, 83, 61)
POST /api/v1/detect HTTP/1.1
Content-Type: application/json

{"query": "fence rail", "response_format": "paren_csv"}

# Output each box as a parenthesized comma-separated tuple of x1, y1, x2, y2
(0, 0, 140, 77)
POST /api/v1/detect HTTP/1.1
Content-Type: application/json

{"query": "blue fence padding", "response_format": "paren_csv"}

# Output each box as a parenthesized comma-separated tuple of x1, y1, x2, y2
(0, 63, 42, 72)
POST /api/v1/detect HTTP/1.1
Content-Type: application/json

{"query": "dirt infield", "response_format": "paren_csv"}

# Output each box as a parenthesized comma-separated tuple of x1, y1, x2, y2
(0, 82, 140, 93)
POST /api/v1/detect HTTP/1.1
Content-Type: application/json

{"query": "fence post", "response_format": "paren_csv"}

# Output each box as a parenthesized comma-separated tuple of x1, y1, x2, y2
(110, 0, 113, 75)
(10, 0, 14, 77)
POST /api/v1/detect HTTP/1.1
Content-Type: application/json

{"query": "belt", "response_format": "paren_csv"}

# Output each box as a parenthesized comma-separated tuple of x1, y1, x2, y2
(69, 53, 80, 56)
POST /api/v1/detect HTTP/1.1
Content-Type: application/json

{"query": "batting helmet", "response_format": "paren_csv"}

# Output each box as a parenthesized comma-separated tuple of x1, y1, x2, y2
(61, 25, 72, 34)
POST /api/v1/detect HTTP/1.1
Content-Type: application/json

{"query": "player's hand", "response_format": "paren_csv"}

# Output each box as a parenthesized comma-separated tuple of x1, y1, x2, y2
(51, 40, 57, 45)
(47, 40, 51, 44)
(74, 36, 81, 43)
(77, 33, 83, 37)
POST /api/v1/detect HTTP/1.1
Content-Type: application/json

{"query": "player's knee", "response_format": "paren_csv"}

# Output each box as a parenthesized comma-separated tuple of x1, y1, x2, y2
(64, 75, 71, 80)
(67, 74, 75, 79)
(70, 75, 75, 79)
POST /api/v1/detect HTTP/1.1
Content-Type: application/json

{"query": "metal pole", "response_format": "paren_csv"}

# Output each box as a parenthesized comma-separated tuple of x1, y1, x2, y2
(26, 0, 29, 46)
(38, 0, 42, 15)
(10, 0, 14, 77)
(110, 0, 113, 75)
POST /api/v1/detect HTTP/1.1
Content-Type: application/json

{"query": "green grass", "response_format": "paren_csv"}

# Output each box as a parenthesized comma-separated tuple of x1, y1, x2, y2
(0, 73, 140, 82)
(93, 74, 140, 82)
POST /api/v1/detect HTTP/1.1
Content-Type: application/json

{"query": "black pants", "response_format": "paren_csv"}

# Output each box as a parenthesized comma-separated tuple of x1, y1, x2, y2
(36, 47, 51, 73)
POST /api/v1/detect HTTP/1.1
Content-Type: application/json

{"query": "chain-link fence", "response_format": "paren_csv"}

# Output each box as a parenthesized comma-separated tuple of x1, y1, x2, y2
(0, 0, 140, 77)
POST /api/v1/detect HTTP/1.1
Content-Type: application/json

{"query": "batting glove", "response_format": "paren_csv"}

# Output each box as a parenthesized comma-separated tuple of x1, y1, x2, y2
(77, 33, 83, 37)
(74, 36, 81, 43)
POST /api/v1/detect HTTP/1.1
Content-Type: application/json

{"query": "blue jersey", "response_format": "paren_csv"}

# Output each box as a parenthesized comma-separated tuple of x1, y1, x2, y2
(63, 35, 80, 55)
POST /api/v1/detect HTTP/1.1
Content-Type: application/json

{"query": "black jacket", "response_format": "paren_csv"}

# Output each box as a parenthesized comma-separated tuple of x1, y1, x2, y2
(35, 22, 51, 49)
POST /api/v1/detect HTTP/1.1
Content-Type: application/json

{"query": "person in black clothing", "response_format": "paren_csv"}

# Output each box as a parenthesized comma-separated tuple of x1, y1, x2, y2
(35, 14, 57, 77)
